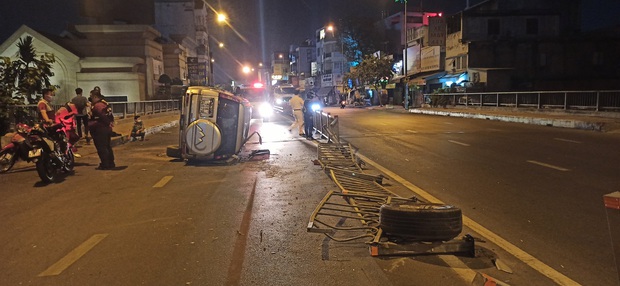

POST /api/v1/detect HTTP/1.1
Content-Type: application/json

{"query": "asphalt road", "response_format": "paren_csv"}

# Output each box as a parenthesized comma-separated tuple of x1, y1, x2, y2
(2, 108, 619, 285)
(0, 113, 478, 286)
(334, 107, 620, 285)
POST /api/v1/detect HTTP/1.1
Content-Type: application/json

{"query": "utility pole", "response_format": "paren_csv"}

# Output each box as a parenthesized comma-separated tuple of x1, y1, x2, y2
(403, 0, 409, 109)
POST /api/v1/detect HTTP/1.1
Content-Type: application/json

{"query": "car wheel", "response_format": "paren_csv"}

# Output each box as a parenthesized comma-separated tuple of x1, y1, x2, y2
(379, 202, 462, 241)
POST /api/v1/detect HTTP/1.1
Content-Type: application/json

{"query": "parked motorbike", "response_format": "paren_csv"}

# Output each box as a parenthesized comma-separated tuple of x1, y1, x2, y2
(30, 123, 75, 183)
(0, 123, 32, 173)
(0, 122, 74, 182)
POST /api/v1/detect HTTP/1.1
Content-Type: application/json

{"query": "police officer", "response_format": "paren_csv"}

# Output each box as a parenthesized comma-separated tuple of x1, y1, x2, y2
(288, 89, 305, 136)
(89, 90, 116, 170)
(303, 93, 317, 140)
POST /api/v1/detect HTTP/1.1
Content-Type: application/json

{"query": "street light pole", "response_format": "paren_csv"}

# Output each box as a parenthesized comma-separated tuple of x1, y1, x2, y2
(403, 0, 409, 109)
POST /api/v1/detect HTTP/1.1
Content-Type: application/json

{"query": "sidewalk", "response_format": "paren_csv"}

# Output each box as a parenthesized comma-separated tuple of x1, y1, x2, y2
(368, 104, 620, 133)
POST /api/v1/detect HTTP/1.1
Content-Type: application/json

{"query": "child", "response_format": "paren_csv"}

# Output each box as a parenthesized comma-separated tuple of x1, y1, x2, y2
(130, 115, 145, 141)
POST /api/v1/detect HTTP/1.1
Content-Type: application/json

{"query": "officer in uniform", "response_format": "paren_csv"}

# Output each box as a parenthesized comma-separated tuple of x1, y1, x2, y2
(89, 90, 116, 170)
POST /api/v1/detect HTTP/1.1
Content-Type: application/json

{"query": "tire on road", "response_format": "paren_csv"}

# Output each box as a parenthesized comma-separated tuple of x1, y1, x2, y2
(379, 202, 462, 241)
(166, 145, 181, 158)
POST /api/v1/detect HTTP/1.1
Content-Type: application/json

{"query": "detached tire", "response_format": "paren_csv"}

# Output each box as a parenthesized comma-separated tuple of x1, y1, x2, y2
(166, 145, 181, 158)
(379, 202, 462, 241)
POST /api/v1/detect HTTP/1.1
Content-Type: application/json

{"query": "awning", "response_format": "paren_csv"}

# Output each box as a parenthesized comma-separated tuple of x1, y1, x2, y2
(440, 72, 467, 79)
(424, 71, 447, 81)
(407, 71, 447, 86)
(316, 87, 333, 97)
(390, 75, 406, 82)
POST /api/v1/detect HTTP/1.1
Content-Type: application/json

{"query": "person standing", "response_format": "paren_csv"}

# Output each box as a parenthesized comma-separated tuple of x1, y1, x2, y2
(71, 87, 91, 144)
(288, 89, 305, 136)
(89, 90, 116, 170)
(37, 89, 55, 125)
(303, 93, 317, 140)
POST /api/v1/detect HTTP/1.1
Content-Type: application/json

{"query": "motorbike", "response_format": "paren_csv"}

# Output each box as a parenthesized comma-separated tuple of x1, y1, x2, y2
(340, 100, 346, 109)
(0, 123, 32, 173)
(0, 122, 75, 182)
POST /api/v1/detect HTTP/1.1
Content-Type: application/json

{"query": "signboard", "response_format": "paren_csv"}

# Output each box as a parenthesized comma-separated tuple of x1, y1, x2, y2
(421, 46, 441, 72)
(321, 74, 333, 85)
(428, 17, 446, 46)
(187, 57, 207, 85)
(446, 31, 468, 58)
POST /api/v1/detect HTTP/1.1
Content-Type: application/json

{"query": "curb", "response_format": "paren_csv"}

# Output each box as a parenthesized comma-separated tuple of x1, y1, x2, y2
(110, 120, 179, 147)
(408, 109, 605, 131)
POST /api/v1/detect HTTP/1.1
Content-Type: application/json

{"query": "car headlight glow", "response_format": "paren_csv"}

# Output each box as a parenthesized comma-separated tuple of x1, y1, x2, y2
(259, 102, 273, 117)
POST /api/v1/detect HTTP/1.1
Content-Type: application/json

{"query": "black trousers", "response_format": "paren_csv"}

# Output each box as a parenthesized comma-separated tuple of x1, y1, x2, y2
(75, 115, 89, 138)
(304, 115, 314, 137)
(92, 128, 115, 167)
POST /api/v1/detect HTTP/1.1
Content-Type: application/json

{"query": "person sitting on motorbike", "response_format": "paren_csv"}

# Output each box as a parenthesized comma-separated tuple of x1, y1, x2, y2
(55, 102, 81, 157)
(37, 88, 56, 125)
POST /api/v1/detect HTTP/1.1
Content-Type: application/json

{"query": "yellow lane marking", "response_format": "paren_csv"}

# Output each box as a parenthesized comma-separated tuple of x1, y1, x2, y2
(153, 176, 174, 188)
(38, 233, 109, 276)
(527, 160, 570, 171)
(448, 140, 470, 146)
(356, 153, 580, 286)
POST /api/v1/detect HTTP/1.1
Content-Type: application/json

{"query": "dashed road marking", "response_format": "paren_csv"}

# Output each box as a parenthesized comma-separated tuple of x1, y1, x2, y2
(38, 233, 109, 276)
(355, 153, 579, 286)
(554, 138, 582, 144)
(448, 140, 470, 146)
(153, 176, 174, 188)
(527, 160, 570, 171)
(405, 130, 418, 133)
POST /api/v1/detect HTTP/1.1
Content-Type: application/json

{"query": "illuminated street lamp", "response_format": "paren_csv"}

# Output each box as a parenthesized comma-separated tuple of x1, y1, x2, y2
(217, 13, 227, 23)
(242, 66, 252, 74)
(219, 42, 224, 48)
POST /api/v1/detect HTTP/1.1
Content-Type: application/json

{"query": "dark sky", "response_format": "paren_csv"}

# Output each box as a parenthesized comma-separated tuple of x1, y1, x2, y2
(1, 0, 619, 84)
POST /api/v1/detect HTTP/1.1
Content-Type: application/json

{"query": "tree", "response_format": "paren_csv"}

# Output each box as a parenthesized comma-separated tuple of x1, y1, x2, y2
(342, 55, 394, 106)
(0, 36, 56, 104)
(341, 16, 386, 65)
(0, 36, 56, 134)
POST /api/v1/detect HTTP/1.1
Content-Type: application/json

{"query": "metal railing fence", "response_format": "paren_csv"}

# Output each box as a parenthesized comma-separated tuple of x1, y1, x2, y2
(312, 110, 340, 144)
(5, 100, 180, 128)
(425, 90, 620, 112)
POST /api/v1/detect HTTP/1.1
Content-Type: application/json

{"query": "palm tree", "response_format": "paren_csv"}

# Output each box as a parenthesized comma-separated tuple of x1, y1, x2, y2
(0, 36, 56, 104)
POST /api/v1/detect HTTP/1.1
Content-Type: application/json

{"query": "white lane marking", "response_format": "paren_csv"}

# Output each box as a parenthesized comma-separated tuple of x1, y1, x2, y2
(527, 160, 570, 172)
(406, 130, 418, 133)
(153, 176, 174, 188)
(448, 140, 470, 146)
(38, 233, 109, 276)
(355, 153, 580, 286)
(554, 138, 582, 144)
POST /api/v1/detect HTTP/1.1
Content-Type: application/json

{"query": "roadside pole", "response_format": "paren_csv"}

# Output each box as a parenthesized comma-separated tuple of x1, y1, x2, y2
(604, 191, 620, 285)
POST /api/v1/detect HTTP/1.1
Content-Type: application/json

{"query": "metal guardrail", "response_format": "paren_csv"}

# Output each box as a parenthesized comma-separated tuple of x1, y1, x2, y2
(312, 110, 340, 144)
(426, 90, 620, 112)
(6, 100, 180, 128)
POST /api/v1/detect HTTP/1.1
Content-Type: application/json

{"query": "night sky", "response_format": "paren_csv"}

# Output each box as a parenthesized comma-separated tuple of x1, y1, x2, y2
(1, 0, 619, 84)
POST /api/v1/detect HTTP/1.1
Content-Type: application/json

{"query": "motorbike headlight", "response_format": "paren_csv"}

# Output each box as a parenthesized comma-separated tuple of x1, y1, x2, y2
(311, 103, 321, 112)
(275, 98, 283, 105)
(259, 103, 273, 117)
